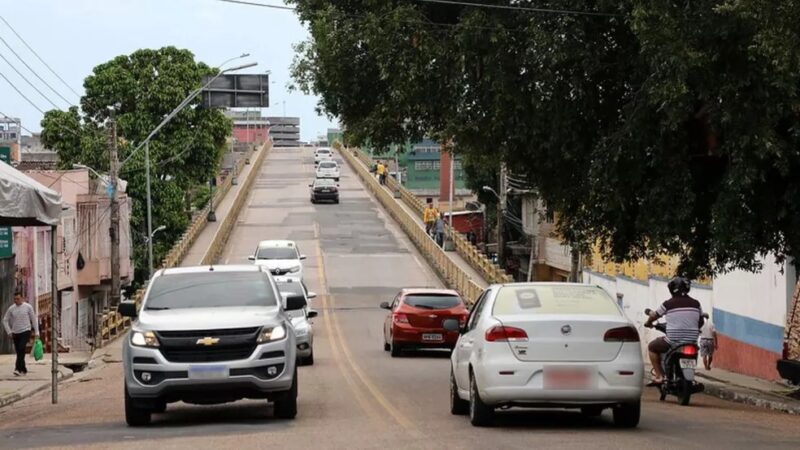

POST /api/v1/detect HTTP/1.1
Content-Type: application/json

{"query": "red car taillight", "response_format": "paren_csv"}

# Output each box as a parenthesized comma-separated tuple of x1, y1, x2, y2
(485, 325, 528, 342)
(458, 314, 469, 328)
(393, 313, 409, 324)
(603, 326, 640, 342)
(678, 345, 698, 357)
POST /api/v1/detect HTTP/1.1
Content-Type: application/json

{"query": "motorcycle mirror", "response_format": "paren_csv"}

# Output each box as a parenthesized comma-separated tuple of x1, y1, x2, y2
(644, 308, 652, 315)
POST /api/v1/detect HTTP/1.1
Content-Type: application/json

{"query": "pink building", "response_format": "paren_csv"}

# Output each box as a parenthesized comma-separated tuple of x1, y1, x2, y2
(13, 169, 133, 351)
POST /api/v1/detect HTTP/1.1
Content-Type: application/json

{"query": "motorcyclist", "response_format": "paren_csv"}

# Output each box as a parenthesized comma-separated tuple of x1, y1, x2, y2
(644, 277, 704, 385)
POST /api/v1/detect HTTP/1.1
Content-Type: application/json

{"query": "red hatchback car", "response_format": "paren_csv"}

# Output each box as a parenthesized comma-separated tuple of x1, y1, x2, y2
(381, 288, 469, 357)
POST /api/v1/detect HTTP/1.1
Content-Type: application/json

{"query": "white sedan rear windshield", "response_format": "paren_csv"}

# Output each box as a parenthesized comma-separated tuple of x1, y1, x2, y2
(319, 162, 337, 168)
(493, 285, 620, 316)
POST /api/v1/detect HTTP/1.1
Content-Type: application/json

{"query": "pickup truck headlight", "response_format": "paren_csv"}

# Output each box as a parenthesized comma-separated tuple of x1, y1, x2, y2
(257, 325, 287, 343)
(131, 330, 159, 348)
(288, 266, 301, 273)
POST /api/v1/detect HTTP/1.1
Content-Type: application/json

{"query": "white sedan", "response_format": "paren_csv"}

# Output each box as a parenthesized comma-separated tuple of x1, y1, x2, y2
(315, 161, 340, 181)
(445, 283, 643, 427)
(314, 148, 333, 165)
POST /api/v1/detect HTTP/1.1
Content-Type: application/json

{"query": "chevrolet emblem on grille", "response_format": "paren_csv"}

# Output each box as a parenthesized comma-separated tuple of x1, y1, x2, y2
(196, 337, 220, 346)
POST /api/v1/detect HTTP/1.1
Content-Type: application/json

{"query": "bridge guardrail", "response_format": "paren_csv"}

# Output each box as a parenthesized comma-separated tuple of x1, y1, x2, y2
(339, 144, 485, 304)
(349, 146, 512, 286)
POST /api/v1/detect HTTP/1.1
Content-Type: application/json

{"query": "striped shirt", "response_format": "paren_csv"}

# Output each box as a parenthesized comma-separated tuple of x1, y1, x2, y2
(2, 302, 39, 335)
(655, 295, 702, 345)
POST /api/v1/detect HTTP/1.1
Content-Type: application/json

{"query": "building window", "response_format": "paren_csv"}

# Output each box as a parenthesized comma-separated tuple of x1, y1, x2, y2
(415, 161, 433, 171)
(454, 160, 462, 170)
(432, 161, 440, 170)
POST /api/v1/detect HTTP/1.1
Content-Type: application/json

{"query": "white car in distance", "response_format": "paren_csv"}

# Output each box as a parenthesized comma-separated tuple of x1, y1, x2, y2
(249, 240, 306, 281)
(314, 148, 333, 165)
(315, 161, 340, 181)
(445, 283, 643, 428)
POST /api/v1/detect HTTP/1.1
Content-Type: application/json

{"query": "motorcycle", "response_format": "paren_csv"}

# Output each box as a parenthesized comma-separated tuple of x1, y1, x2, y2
(644, 308, 704, 405)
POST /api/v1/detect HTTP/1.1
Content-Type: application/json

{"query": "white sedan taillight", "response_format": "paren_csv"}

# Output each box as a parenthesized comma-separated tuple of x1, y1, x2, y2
(485, 325, 528, 342)
(603, 326, 640, 342)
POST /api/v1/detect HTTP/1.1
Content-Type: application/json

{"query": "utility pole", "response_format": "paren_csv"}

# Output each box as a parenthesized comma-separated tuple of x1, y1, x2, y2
(108, 117, 121, 307)
(497, 162, 507, 269)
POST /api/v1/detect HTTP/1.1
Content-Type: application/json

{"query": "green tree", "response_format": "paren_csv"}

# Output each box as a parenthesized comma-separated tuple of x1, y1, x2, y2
(41, 47, 230, 283)
(291, 1, 800, 277)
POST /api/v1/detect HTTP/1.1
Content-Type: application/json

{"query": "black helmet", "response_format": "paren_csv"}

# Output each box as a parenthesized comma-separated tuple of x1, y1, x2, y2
(668, 277, 691, 296)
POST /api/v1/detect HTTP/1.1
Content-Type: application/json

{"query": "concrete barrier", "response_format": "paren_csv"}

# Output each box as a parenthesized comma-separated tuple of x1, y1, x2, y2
(349, 146, 512, 286)
(338, 144, 484, 304)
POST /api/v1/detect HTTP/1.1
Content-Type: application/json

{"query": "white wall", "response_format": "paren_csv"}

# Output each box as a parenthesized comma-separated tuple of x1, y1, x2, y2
(583, 270, 713, 356)
(713, 256, 792, 328)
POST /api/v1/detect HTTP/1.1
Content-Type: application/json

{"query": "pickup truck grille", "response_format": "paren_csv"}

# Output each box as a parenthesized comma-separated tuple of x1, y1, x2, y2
(155, 327, 261, 363)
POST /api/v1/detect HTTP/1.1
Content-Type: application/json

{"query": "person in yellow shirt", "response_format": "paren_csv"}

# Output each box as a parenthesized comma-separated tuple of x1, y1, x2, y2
(376, 161, 386, 185)
(423, 199, 438, 236)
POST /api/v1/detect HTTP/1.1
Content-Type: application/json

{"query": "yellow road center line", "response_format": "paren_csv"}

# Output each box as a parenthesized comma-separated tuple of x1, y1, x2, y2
(327, 292, 420, 435)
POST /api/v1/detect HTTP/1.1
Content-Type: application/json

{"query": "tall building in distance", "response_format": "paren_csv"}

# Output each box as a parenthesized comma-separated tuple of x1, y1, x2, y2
(267, 116, 300, 147)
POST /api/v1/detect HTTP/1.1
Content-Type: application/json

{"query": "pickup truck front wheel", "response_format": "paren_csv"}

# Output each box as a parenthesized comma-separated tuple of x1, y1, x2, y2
(273, 368, 298, 419)
(124, 385, 151, 426)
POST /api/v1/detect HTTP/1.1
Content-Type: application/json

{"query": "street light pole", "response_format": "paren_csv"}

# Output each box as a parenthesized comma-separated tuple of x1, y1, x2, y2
(145, 141, 154, 278)
(497, 163, 507, 269)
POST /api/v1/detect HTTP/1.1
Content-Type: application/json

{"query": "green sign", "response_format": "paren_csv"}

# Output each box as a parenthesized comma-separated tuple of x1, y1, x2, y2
(0, 147, 13, 258)
(0, 227, 11, 259)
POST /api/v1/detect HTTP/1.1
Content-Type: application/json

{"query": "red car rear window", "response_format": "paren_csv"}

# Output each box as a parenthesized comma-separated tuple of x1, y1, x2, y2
(404, 294, 462, 310)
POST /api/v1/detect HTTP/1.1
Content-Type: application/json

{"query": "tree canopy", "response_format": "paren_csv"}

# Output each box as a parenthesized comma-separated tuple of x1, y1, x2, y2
(41, 46, 230, 282)
(290, 0, 800, 277)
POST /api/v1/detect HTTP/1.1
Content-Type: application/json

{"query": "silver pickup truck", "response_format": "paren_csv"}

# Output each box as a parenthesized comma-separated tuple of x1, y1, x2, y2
(117, 265, 300, 426)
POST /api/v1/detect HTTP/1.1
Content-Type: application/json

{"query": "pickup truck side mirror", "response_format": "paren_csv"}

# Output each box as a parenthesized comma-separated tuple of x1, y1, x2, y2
(300, 255, 307, 260)
(118, 301, 138, 318)
(307, 310, 318, 319)
(248, 255, 255, 261)
(307, 292, 317, 299)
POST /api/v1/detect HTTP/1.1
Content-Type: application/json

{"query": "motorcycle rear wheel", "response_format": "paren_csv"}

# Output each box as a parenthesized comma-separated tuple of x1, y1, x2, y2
(678, 379, 692, 406)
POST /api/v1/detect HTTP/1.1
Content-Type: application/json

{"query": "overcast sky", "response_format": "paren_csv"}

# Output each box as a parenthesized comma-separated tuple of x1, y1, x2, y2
(1, 0, 337, 141)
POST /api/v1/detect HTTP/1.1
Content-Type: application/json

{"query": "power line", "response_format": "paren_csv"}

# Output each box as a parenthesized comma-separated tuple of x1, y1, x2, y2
(0, 110, 35, 134)
(0, 68, 45, 113)
(0, 35, 73, 106)
(414, 0, 621, 17)
(0, 14, 81, 98)
(0, 51, 61, 109)
(216, 0, 295, 11)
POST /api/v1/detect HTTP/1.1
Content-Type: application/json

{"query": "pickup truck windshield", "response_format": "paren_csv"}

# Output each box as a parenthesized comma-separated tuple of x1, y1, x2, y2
(146, 272, 277, 309)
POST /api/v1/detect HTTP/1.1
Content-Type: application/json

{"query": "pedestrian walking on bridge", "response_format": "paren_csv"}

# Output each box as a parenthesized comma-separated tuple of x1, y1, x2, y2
(434, 214, 446, 248)
(423, 199, 438, 236)
(3, 293, 39, 376)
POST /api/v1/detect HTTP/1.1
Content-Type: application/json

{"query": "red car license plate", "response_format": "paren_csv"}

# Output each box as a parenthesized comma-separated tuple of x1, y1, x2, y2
(544, 368, 592, 389)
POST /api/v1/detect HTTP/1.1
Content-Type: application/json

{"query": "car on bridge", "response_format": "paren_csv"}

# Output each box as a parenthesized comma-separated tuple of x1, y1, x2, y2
(445, 283, 643, 428)
(380, 288, 468, 356)
(316, 160, 340, 181)
(275, 276, 318, 366)
(309, 178, 340, 204)
(314, 147, 333, 165)
(117, 265, 301, 426)
(249, 240, 306, 281)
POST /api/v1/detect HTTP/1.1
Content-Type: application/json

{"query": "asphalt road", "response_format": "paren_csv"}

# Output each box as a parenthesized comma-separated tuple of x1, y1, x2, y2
(1, 148, 798, 449)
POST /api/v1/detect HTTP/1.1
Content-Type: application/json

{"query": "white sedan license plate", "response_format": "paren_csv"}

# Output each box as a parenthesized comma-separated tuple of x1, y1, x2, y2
(422, 333, 443, 341)
(544, 367, 592, 390)
(189, 365, 229, 380)
(679, 359, 697, 369)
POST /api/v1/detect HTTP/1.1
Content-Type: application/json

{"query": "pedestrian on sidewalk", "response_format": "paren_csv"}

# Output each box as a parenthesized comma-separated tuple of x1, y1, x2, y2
(434, 214, 446, 248)
(699, 313, 717, 370)
(3, 293, 40, 376)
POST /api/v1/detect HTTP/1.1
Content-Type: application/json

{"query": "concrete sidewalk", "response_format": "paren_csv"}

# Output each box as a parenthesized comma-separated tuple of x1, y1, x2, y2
(351, 157, 489, 289)
(181, 150, 260, 266)
(0, 354, 74, 408)
(695, 367, 800, 414)
(644, 362, 800, 414)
